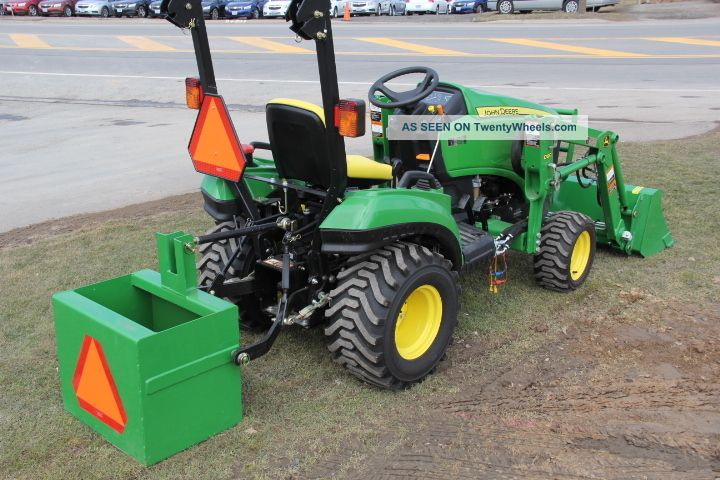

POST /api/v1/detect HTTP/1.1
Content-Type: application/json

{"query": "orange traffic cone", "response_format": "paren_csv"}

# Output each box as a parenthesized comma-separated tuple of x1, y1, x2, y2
(343, 1, 351, 20)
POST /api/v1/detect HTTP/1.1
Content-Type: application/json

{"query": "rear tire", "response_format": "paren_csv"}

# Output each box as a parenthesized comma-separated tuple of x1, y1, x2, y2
(197, 221, 270, 330)
(63, 5, 72, 15)
(325, 242, 459, 389)
(210, 7, 219, 19)
(563, 0, 578, 12)
(534, 211, 596, 292)
(137, 4, 147, 16)
(100, 6, 109, 16)
(28, 4, 38, 14)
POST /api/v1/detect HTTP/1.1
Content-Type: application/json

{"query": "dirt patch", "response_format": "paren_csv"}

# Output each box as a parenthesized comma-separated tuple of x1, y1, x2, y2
(305, 295, 720, 479)
(0, 192, 202, 249)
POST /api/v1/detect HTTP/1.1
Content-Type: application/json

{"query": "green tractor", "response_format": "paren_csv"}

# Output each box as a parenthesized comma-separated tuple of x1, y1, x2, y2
(164, 0, 673, 389)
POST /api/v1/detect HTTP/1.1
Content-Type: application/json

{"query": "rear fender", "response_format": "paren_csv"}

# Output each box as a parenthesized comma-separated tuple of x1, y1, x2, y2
(320, 188, 463, 268)
(200, 157, 277, 222)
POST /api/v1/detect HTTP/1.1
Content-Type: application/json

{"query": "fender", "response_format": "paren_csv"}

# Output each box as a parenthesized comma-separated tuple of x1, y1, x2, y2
(320, 188, 463, 268)
(200, 158, 278, 222)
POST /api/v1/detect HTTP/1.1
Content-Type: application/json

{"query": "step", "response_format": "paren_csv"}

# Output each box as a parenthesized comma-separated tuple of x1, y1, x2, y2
(457, 222, 496, 269)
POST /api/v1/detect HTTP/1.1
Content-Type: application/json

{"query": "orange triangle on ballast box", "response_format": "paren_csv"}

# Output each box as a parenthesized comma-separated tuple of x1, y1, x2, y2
(188, 94, 247, 182)
(72, 336, 127, 433)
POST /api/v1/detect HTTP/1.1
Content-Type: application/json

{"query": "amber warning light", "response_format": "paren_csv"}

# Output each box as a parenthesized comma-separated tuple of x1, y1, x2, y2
(185, 77, 204, 109)
(334, 99, 366, 138)
(188, 94, 247, 182)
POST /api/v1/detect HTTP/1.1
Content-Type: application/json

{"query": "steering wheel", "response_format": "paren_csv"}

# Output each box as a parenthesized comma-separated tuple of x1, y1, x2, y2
(368, 66, 440, 109)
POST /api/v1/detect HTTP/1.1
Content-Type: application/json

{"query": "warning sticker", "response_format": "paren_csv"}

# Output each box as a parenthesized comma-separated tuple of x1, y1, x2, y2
(606, 166, 617, 192)
(370, 105, 383, 138)
(476, 106, 550, 117)
(632, 186, 644, 195)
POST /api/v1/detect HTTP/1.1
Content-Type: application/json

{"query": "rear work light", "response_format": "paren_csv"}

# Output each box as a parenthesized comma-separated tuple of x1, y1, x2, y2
(185, 77, 204, 110)
(334, 99, 366, 138)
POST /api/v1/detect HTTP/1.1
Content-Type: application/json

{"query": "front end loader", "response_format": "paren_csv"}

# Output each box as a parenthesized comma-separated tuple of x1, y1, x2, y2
(51, 0, 673, 464)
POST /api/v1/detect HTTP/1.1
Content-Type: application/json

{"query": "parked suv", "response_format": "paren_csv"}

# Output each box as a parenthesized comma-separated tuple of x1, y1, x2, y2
(39, 0, 77, 15)
(110, 0, 151, 16)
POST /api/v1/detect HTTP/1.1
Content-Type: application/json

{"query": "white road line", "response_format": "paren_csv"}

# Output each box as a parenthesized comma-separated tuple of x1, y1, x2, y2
(1, 70, 719, 93)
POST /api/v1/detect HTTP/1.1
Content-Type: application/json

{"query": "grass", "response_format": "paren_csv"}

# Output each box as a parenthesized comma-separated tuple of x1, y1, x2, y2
(1, 130, 719, 479)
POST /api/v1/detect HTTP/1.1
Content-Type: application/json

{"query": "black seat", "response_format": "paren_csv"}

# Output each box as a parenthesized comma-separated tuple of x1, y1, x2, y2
(266, 100, 333, 189)
(265, 98, 393, 189)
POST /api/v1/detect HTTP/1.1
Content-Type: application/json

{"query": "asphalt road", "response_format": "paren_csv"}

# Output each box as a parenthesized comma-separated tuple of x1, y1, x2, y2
(1, 15, 719, 231)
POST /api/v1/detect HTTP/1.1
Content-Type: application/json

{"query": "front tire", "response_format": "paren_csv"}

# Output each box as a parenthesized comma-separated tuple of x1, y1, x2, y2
(534, 211, 596, 292)
(497, 0, 512, 13)
(100, 6, 109, 16)
(325, 242, 459, 389)
(63, 5, 72, 15)
(210, 7, 219, 19)
(137, 4, 147, 16)
(28, 4, 38, 14)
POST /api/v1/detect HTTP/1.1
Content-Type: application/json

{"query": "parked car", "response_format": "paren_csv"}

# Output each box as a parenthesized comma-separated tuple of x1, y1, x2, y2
(262, 0, 288, 17)
(451, 0, 486, 13)
(225, 0, 264, 17)
(405, 0, 449, 14)
(38, 0, 77, 15)
(110, 0, 151, 16)
(348, 0, 380, 15)
(149, 0, 160, 15)
(328, 0, 347, 16)
(3, 0, 42, 15)
(201, 0, 228, 18)
(75, 0, 112, 15)
(489, 0, 615, 13)
(0, 0, 6, 14)
(378, 0, 405, 15)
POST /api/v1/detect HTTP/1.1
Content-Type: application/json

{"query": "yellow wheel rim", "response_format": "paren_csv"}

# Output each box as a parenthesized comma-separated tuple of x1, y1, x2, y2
(394, 284, 443, 360)
(570, 230, 591, 281)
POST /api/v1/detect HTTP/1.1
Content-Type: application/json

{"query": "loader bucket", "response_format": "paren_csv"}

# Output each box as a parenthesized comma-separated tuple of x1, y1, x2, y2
(53, 232, 242, 465)
(551, 177, 674, 257)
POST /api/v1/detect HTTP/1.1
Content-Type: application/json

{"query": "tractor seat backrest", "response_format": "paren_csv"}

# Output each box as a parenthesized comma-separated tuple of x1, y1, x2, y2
(266, 98, 334, 189)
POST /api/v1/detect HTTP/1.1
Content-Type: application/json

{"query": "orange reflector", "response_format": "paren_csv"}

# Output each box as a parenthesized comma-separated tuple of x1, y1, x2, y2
(188, 94, 247, 182)
(334, 99, 366, 138)
(185, 77, 204, 110)
(72, 336, 127, 433)
(416, 153, 430, 161)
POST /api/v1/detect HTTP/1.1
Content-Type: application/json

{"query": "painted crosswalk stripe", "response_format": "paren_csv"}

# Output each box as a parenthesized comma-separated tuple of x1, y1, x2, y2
(9, 34, 51, 49)
(227, 36, 313, 54)
(117, 36, 176, 52)
(644, 37, 720, 48)
(355, 37, 467, 56)
(488, 38, 643, 58)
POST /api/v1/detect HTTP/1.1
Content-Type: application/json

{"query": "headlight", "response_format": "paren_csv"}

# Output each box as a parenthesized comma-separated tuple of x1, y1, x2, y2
(127, 2, 134, 5)
(18, 2, 26, 5)
(53, 3, 60, 5)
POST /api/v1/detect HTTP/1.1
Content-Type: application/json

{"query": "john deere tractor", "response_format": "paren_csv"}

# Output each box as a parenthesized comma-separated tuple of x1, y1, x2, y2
(162, 0, 673, 389)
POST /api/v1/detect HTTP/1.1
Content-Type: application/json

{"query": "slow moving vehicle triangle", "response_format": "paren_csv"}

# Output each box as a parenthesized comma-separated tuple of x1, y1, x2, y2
(72, 336, 127, 433)
(188, 94, 247, 182)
